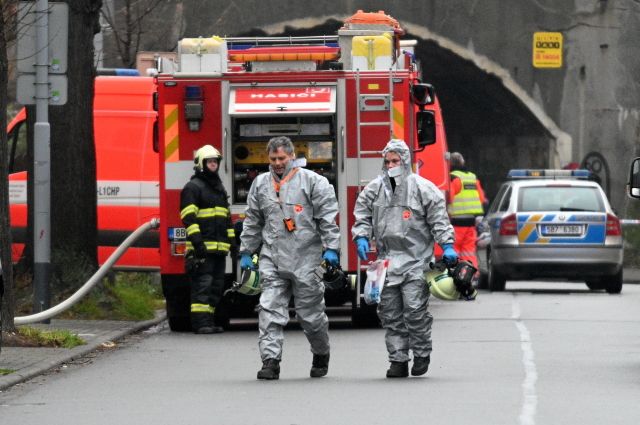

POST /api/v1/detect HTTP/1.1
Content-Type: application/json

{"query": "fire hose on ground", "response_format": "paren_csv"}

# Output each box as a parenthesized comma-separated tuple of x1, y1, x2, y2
(14, 218, 160, 325)
(10, 217, 640, 325)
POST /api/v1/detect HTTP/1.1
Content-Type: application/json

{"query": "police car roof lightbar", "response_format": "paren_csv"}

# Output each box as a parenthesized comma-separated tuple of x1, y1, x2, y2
(507, 169, 592, 180)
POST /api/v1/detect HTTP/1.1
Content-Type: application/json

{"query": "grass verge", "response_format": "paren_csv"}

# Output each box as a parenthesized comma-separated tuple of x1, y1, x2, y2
(61, 272, 164, 321)
(16, 326, 86, 348)
(0, 368, 16, 375)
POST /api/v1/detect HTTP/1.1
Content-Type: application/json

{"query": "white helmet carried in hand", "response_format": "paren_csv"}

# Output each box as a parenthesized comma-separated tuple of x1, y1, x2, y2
(194, 145, 222, 172)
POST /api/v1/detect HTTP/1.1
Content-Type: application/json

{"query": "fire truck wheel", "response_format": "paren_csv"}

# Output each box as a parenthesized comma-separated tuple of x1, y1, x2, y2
(168, 316, 191, 332)
(162, 274, 192, 332)
(351, 303, 380, 328)
(214, 300, 231, 330)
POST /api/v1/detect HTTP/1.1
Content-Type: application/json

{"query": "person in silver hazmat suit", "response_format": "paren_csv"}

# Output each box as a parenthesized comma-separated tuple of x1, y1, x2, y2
(239, 136, 340, 380)
(351, 139, 458, 378)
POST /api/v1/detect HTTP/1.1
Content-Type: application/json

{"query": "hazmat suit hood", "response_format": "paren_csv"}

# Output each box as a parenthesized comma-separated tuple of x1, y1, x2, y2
(382, 139, 412, 183)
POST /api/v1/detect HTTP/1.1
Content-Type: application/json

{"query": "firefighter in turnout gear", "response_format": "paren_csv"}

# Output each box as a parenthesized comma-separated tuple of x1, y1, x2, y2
(180, 145, 235, 334)
(448, 152, 487, 271)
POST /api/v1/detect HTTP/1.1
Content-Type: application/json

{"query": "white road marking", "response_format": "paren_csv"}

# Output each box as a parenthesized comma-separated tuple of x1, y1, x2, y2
(512, 296, 538, 425)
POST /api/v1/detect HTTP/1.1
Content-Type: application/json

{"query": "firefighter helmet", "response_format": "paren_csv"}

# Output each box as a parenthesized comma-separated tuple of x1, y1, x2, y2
(450, 261, 478, 300)
(194, 145, 222, 172)
(227, 254, 261, 296)
(425, 268, 459, 300)
(237, 268, 261, 296)
(323, 265, 348, 292)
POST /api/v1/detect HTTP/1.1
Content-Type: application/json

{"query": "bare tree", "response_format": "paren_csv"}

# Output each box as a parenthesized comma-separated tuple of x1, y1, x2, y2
(0, 0, 17, 332)
(46, 0, 102, 297)
(100, 0, 164, 68)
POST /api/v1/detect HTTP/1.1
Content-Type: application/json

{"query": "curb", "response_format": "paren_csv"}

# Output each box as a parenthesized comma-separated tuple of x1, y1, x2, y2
(0, 314, 166, 391)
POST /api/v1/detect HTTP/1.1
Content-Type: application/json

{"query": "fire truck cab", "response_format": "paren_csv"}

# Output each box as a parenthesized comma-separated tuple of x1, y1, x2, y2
(156, 10, 450, 330)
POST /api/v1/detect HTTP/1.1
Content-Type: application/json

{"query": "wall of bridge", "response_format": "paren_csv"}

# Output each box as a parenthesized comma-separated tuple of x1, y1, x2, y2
(127, 0, 640, 213)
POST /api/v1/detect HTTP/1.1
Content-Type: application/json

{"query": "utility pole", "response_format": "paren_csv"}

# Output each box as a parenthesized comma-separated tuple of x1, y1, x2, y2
(17, 1, 68, 319)
(33, 0, 51, 316)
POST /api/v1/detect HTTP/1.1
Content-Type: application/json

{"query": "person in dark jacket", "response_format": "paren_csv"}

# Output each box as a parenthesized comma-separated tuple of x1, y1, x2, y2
(180, 145, 235, 334)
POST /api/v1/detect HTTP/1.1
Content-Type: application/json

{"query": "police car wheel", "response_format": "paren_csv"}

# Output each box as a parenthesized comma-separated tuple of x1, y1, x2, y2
(604, 270, 623, 294)
(487, 252, 506, 292)
(476, 271, 489, 290)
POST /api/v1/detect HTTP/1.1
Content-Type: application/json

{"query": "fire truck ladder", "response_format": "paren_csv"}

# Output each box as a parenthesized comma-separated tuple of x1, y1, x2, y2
(354, 69, 396, 309)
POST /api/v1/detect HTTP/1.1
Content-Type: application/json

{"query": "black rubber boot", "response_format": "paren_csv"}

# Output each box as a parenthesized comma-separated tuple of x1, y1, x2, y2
(386, 361, 409, 378)
(257, 359, 280, 380)
(411, 356, 431, 376)
(310, 353, 330, 378)
(192, 312, 215, 334)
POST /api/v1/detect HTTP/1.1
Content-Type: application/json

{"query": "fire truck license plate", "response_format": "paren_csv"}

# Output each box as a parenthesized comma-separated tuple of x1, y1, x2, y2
(169, 227, 187, 240)
(539, 224, 584, 236)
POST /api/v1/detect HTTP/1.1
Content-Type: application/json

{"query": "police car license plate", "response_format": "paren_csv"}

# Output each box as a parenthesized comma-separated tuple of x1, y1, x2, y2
(168, 227, 187, 240)
(540, 224, 584, 236)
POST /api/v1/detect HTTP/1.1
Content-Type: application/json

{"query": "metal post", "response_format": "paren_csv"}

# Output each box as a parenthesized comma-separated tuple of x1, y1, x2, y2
(33, 0, 51, 318)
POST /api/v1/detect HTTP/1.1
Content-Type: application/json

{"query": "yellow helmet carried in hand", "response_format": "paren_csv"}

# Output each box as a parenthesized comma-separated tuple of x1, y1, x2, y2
(237, 268, 261, 296)
(235, 254, 260, 296)
(194, 145, 222, 172)
(425, 268, 459, 300)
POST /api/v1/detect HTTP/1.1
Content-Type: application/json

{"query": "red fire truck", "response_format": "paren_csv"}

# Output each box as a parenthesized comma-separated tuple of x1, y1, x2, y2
(156, 10, 451, 330)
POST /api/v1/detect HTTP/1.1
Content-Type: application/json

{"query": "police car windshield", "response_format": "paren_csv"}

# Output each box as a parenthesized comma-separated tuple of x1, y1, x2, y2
(518, 186, 605, 212)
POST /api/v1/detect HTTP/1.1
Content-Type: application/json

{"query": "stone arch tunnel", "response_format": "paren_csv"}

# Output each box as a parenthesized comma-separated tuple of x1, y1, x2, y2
(119, 1, 639, 213)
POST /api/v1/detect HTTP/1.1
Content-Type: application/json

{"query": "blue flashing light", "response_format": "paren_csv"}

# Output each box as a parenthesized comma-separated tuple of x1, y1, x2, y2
(571, 169, 591, 178)
(507, 170, 528, 178)
(114, 68, 140, 76)
(96, 68, 140, 76)
(228, 42, 340, 50)
(507, 169, 592, 180)
(185, 85, 203, 100)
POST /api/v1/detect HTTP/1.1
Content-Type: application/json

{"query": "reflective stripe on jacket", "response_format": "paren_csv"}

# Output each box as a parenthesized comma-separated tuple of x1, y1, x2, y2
(448, 170, 483, 217)
(180, 173, 234, 255)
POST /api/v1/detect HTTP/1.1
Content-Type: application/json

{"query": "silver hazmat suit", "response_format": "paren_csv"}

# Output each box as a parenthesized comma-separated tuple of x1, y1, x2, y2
(351, 139, 454, 362)
(240, 165, 340, 361)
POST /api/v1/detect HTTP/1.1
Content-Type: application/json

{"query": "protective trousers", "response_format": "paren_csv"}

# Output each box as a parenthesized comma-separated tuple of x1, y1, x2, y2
(453, 225, 479, 269)
(258, 259, 330, 361)
(190, 255, 226, 330)
(377, 277, 433, 362)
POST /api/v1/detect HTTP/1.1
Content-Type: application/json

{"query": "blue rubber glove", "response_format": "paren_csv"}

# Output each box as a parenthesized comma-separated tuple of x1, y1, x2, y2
(355, 237, 369, 261)
(240, 253, 255, 270)
(441, 243, 458, 266)
(322, 249, 339, 266)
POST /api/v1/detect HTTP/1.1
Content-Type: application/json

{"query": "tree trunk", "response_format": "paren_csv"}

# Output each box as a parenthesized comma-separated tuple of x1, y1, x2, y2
(0, 0, 16, 332)
(48, 0, 102, 297)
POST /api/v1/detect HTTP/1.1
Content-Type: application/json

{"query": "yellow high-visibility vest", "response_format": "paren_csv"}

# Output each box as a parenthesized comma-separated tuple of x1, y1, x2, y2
(449, 170, 483, 217)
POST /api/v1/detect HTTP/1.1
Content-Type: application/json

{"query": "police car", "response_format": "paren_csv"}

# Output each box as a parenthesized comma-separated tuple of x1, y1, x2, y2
(480, 169, 623, 293)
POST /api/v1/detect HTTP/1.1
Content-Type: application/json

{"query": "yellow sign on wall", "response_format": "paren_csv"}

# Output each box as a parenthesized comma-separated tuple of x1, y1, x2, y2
(532, 32, 563, 68)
